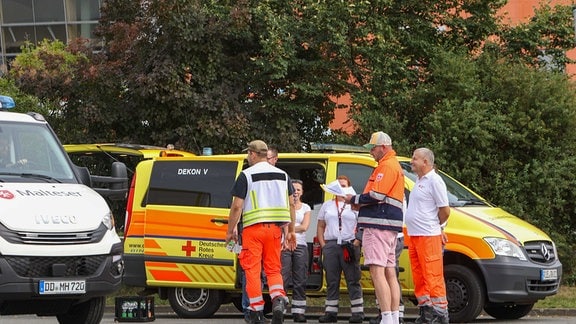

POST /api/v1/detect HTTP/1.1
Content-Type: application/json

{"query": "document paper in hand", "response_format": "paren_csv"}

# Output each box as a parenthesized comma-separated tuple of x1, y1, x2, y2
(320, 179, 357, 197)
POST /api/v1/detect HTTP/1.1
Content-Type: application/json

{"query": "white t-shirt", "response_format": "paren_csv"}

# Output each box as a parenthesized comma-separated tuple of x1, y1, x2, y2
(318, 199, 358, 242)
(295, 202, 312, 246)
(405, 169, 449, 236)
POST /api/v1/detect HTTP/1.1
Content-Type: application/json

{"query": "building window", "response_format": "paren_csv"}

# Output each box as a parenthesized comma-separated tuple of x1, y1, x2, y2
(67, 23, 103, 50)
(66, 0, 100, 22)
(3, 26, 35, 53)
(34, 0, 65, 22)
(36, 24, 67, 42)
(2, 0, 34, 24)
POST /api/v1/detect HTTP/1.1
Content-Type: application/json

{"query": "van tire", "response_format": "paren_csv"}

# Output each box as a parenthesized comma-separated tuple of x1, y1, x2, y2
(56, 297, 105, 324)
(484, 303, 534, 320)
(444, 264, 485, 323)
(232, 297, 243, 313)
(168, 287, 222, 318)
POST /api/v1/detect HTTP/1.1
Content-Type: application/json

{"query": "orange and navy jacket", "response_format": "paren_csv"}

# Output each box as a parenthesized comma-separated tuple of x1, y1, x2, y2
(352, 149, 404, 232)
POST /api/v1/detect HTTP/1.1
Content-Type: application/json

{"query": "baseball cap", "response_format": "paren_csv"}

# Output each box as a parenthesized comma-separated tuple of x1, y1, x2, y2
(242, 140, 269, 154)
(363, 131, 392, 149)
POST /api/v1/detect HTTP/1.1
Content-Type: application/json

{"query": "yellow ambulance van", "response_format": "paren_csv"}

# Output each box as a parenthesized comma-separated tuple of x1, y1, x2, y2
(122, 151, 561, 322)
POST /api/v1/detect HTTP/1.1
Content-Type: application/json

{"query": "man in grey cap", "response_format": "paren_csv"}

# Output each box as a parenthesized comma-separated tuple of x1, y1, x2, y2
(226, 140, 297, 324)
(345, 131, 405, 324)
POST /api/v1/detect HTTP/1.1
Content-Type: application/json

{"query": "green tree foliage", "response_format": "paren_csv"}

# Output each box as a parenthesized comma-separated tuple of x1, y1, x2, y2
(70, 0, 348, 153)
(0, 78, 45, 114)
(8, 39, 85, 123)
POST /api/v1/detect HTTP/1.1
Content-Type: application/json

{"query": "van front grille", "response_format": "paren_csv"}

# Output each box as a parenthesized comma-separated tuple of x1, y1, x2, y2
(527, 278, 560, 292)
(5, 255, 106, 277)
(524, 241, 557, 264)
(0, 223, 106, 245)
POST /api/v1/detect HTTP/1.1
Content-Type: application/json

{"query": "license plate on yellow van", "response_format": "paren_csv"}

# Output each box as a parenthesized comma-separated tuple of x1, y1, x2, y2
(39, 280, 86, 295)
(540, 269, 557, 281)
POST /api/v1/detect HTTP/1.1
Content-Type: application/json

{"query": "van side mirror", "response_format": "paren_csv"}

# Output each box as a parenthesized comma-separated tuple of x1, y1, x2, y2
(110, 162, 128, 190)
(75, 165, 92, 187)
(90, 162, 128, 201)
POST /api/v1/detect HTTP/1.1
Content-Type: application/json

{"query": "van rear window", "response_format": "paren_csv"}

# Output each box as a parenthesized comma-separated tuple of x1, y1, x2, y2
(147, 160, 238, 208)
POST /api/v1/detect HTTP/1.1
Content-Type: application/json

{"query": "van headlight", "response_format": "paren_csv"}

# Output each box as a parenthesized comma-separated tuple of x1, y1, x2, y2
(102, 211, 114, 230)
(484, 237, 527, 261)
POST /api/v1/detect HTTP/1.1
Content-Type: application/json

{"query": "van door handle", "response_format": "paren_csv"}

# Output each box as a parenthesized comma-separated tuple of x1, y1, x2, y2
(211, 218, 229, 224)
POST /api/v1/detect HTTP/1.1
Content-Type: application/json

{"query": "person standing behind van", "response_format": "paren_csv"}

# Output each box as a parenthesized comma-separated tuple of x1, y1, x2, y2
(267, 146, 279, 165)
(346, 131, 404, 324)
(317, 175, 364, 323)
(281, 179, 311, 322)
(405, 148, 450, 324)
(226, 140, 297, 324)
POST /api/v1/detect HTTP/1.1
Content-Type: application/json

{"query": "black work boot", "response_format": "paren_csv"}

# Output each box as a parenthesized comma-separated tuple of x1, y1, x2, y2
(271, 296, 287, 324)
(369, 313, 382, 324)
(430, 308, 450, 324)
(414, 306, 434, 324)
(248, 310, 265, 324)
(349, 312, 364, 323)
(318, 312, 338, 323)
(292, 313, 307, 322)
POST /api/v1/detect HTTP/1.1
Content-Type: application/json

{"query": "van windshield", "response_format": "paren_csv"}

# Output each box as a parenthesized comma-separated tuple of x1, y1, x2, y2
(399, 161, 488, 207)
(0, 121, 75, 182)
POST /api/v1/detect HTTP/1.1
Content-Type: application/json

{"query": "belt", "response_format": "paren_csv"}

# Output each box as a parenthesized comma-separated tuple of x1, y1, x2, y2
(247, 222, 282, 228)
(325, 239, 355, 245)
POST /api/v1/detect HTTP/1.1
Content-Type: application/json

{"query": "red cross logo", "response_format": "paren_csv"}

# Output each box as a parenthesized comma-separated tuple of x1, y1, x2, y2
(0, 190, 14, 200)
(181, 241, 196, 257)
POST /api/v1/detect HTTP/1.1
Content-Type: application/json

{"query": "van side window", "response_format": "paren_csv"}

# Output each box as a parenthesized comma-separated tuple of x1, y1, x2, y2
(276, 160, 327, 208)
(147, 160, 238, 208)
(337, 163, 373, 195)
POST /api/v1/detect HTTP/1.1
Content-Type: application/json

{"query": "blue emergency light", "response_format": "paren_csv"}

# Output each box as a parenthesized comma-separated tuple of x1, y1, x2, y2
(0, 95, 15, 110)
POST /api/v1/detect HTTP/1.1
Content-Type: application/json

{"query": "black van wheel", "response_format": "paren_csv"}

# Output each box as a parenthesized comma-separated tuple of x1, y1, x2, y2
(232, 296, 244, 313)
(484, 303, 534, 320)
(168, 287, 222, 318)
(445, 264, 485, 323)
(56, 297, 105, 324)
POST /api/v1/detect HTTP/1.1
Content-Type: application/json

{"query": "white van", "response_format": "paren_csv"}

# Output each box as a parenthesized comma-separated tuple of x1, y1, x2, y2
(0, 99, 126, 324)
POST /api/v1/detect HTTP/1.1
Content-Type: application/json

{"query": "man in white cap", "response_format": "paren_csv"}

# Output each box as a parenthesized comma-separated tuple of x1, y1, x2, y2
(346, 131, 404, 324)
(226, 140, 297, 324)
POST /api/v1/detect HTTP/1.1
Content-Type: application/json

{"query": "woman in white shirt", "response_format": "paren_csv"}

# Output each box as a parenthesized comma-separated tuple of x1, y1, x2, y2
(281, 179, 311, 323)
(316, 175, 364, 323)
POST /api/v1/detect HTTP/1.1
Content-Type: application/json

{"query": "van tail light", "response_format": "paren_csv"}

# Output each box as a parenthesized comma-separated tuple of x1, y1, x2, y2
(312, 236, 322, 273)
(124, 174, 137, 234)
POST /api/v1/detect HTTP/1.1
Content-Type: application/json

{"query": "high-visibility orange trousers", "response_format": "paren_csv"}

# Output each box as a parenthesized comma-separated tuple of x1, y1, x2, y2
(408, 235, 448, 310)
(239, 223, 286, 312)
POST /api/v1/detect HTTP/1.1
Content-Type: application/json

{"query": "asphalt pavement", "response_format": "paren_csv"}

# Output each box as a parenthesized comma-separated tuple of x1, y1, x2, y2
(111, 304, 576, 320)
(2, 305, 576, 323)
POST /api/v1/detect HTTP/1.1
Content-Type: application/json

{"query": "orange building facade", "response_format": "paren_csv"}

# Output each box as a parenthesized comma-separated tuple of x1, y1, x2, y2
(329, 0, 576, 133)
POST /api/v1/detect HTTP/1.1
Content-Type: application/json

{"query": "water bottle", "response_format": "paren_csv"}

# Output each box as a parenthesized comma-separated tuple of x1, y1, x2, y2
(226, 241, 241, 254)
